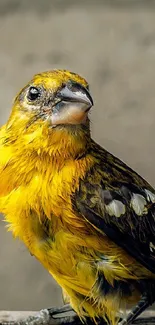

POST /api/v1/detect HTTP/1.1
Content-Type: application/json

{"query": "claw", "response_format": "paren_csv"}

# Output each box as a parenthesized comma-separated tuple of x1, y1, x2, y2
(119, 296, 150, 325)
(48, 304, 75, 318)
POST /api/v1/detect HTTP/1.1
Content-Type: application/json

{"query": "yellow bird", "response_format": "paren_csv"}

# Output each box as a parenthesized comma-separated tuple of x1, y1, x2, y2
(0, 69, 155, 325)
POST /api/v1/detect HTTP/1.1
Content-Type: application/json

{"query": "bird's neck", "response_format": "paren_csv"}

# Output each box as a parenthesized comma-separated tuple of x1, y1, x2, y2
(3, 119, 92, 171)
(0, 122, 95, 215)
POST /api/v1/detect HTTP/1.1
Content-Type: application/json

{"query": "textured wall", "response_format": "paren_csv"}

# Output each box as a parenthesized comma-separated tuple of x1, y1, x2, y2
(0, 0, 155, 311)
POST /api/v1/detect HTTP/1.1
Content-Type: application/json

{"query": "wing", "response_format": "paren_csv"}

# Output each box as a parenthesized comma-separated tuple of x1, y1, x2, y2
(74, 142, 155, 273)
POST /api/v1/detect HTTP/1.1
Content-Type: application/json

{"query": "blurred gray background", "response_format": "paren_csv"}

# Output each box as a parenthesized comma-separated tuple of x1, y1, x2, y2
(1, 0, 155, 311)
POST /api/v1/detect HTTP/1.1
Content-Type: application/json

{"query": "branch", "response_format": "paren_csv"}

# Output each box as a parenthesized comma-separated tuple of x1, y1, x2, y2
(0, 305, 155, 325)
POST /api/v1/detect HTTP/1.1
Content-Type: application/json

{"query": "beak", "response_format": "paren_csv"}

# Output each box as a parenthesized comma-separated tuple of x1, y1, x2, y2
(51, 82, 93, 125)
(57, 83, 93, 110)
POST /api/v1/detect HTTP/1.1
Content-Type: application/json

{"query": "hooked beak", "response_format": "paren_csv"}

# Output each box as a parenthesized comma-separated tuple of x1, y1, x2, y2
(51, 82, 93, 125)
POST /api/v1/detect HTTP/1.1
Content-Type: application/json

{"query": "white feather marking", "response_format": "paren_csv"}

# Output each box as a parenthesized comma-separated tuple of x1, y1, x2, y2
(130, 193, 146, 216)
(105, 200, 125, 218)
(150, 242, 155, 253)
(145, 189, 155, 203)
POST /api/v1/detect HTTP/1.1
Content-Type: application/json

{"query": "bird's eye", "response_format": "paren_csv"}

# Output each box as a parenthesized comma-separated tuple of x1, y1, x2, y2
(27, 87, 41, 101)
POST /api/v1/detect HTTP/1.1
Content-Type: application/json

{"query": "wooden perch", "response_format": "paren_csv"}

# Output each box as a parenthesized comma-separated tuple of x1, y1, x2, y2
(1, 305, 155, 325)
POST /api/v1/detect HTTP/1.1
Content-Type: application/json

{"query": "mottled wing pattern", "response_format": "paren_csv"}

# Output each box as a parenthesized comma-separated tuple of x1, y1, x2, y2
(75, 142, 155, 273)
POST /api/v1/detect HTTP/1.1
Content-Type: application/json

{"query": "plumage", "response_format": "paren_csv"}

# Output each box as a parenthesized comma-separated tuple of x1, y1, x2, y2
(1, 69, 155, 325)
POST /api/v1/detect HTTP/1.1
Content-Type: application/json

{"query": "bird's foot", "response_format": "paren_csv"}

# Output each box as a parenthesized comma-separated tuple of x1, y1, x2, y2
(118, 295, 150, 325)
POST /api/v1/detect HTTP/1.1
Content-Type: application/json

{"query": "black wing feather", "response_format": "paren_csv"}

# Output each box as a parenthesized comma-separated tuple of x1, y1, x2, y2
(75, 143, 155, 273)
(77, 200, 155, 273)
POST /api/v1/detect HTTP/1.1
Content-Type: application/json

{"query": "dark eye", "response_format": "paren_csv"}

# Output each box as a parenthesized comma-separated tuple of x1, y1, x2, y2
(27, 86, 41, 101)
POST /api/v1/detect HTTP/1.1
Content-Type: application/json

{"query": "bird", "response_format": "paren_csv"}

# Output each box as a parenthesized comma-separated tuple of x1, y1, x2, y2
(0, 69, 155, 325)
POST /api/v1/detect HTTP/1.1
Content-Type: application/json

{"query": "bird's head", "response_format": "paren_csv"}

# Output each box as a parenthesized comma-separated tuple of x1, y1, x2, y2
(7, 70, 94, 158)
(12, 69, 93, 127)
